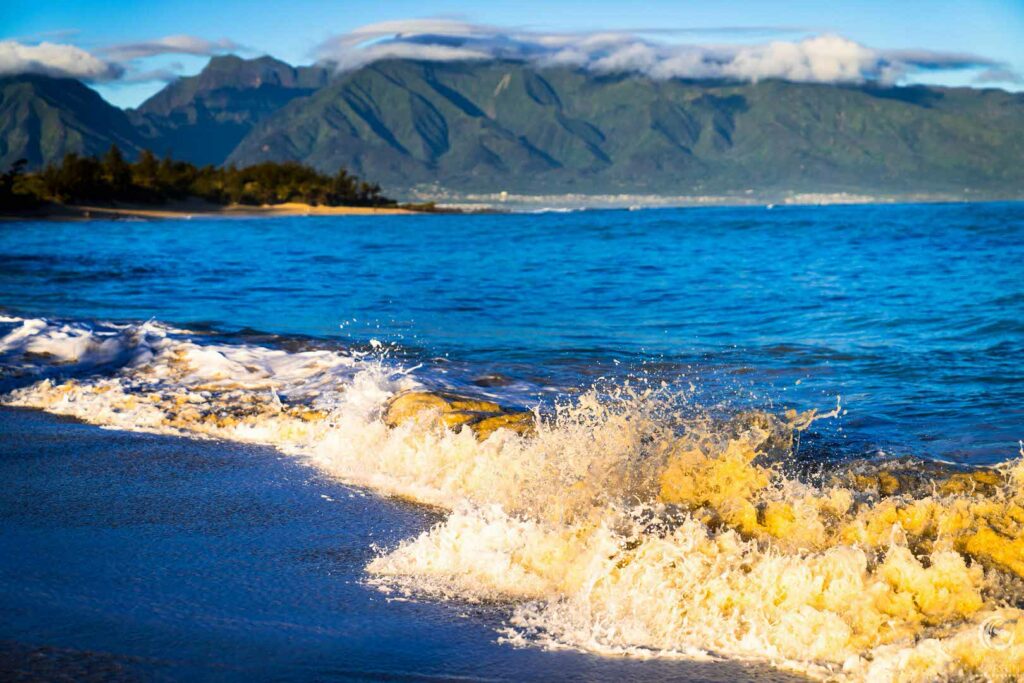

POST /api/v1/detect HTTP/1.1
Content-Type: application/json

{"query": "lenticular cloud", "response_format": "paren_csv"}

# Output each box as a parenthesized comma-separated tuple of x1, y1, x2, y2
(101, 35, 245, 61)
(316, 19, 1007, 85)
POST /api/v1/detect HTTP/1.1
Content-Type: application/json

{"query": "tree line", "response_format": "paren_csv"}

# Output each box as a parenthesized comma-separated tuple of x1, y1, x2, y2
(1, 146, 397, 209)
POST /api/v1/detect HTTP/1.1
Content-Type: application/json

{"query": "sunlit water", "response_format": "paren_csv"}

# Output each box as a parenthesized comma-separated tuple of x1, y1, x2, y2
(2, 202, 1022, 462)
(1, 202, 1023, 681)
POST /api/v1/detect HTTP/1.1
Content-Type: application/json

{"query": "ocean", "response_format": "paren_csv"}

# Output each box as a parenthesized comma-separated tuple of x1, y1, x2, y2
(1, 202, 1022, 680)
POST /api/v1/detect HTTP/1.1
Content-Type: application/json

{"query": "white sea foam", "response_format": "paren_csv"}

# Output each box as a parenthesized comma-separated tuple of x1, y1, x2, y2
(2, 316, 1022, 682)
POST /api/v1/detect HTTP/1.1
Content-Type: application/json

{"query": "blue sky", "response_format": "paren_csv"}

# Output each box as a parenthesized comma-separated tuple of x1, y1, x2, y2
(2, 0, 1022, 108)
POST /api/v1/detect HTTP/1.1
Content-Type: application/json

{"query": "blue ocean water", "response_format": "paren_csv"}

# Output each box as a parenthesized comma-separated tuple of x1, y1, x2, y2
(1, 201, 1022, 464)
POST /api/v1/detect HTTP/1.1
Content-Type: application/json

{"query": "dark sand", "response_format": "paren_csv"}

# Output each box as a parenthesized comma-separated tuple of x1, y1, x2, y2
(0, 407, 806, 682)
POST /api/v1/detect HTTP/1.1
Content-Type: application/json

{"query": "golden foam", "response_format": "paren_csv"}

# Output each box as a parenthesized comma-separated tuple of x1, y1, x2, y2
(4, 322, 1023, 681)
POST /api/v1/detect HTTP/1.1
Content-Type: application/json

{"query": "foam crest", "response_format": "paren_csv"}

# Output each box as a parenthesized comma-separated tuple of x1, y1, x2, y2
(2, 317, 1023, 681)
(0, 317, 167, 375)
(0, 316, 412, 445)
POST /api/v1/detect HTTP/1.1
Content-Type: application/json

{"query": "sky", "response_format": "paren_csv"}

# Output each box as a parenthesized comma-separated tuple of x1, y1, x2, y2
(1, 0, 1022, 108)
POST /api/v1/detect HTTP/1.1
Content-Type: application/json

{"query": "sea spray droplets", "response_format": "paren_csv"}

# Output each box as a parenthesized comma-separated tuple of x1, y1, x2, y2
(366, 393, 1023, 680)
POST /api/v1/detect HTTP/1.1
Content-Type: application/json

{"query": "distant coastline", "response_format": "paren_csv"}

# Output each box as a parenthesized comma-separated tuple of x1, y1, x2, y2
(0, 150, 441, 220)
(413, 190, 1020, 213)
(0, 200, 420, 221)
(4, 193, 1019, 221)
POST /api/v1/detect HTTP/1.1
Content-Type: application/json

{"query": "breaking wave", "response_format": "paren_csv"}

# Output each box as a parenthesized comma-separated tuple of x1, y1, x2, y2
(2, 316, 1022, 681)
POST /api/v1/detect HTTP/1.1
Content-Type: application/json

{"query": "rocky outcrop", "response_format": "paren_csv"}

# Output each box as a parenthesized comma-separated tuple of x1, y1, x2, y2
(382, 390, 534, 440)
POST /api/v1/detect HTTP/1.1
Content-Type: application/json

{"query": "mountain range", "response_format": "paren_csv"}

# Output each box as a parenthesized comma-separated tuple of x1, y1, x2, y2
(2, 54, 1023, 199)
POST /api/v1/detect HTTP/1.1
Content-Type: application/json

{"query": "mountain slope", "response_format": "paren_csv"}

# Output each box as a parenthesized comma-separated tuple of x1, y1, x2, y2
(2, 58, 1022, 197)
(131, 55, 329, 166)
(228, 59, 1024, 196)
(0, 75, 143, 169)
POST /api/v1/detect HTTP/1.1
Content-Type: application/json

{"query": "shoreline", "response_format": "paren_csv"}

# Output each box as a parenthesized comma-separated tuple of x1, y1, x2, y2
(2, 195, 1020, 220)
(0, 405, 804, 682)
(423, 191, 1022, 212)
(0, 200, 420, 221)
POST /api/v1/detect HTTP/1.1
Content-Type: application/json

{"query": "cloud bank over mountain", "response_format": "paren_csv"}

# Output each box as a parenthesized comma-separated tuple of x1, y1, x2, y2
(316, 19, 1012, 85)
(0, 40, 123, 80)
(101, 35, 245, 61)
(0, 20, 1018, 88)
(0, 34, 242, 83)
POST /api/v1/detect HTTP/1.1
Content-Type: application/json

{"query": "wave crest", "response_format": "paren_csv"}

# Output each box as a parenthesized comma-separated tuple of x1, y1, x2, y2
(2, 316, 1022, 681)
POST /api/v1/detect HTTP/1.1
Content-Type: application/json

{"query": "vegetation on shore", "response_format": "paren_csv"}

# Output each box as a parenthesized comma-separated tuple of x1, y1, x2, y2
(1, 146, 398, 211)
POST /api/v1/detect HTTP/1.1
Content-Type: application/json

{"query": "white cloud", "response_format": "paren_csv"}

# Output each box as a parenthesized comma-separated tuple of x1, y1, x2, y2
(0, 40, 122, 81)
(315, 20, 1013, 86)
(0, 34, 244, 84)
(717, 35, 877, 83)
(328, 41, 493, 71)
(102, 35, 244, 61)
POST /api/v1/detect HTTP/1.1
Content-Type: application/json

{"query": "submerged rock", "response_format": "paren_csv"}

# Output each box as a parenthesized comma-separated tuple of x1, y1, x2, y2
(383, 390, 534, 440)
(471, 374, 514, 388)
(472, 411, 535, 440)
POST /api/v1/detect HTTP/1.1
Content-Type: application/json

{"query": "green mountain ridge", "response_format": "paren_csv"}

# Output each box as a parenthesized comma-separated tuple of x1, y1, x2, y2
(2, 56, 1023, 199)
(129, 55, 330, 166)
(0, 74, 144, 169)
(230, 59, 1024, 197)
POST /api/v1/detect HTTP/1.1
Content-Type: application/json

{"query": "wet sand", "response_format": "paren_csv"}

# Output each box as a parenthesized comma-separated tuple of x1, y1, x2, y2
(0, 407, 806, 682)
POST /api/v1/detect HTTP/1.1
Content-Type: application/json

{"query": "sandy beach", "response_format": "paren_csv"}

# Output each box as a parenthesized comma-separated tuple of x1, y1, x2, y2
(0, 200, 418, 221)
